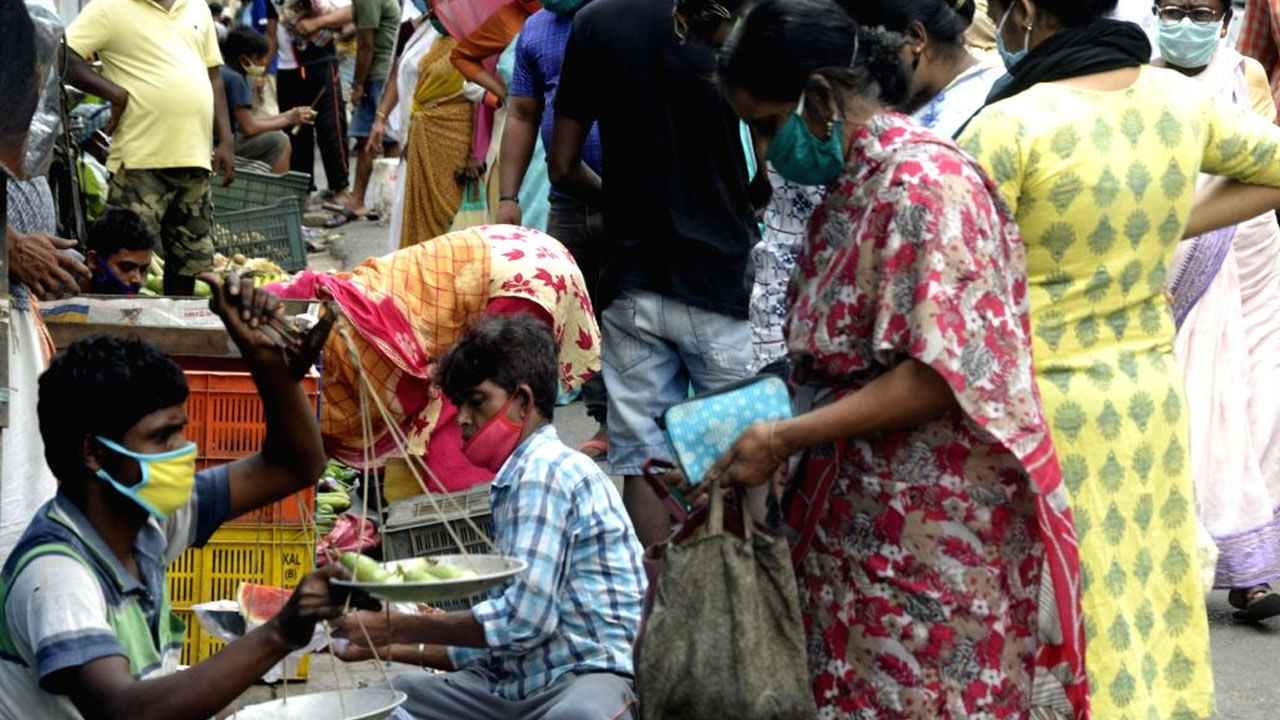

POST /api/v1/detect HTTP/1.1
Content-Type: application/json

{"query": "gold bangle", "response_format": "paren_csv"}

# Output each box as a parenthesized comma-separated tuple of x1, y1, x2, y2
(375, 110, 389, 121)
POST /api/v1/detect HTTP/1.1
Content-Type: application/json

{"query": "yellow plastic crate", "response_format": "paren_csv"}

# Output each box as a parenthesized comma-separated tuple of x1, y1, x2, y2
(168, 523, 315, 679)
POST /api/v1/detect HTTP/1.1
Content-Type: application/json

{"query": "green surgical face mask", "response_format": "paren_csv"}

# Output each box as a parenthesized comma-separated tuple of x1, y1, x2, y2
(766, 93, 845, 186)
(94, 436, 198, 519)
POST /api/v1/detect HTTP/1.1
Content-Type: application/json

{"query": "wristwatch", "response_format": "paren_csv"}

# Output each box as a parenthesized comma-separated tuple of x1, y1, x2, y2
(500, 194, 520, 204)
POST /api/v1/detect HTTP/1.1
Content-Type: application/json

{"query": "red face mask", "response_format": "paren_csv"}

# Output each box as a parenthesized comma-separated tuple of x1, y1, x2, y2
(461, 390, 529, 473)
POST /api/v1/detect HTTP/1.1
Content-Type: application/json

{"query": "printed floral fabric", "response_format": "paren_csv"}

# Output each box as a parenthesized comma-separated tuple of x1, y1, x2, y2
(751, 166, 824, 371)
(787, 113, 1087, 719)
(270, 225, 600, 469)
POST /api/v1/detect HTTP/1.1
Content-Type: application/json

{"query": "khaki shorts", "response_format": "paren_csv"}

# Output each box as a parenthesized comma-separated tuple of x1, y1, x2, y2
(107, 167, 214, 279)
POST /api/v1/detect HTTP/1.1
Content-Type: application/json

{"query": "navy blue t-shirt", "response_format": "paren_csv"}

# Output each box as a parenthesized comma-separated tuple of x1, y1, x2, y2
(220, 66, 252, 135)
(554, 0, 757, 318)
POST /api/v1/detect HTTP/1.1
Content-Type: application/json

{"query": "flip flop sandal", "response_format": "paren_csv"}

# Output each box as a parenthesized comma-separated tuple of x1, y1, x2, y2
(324, 207, 355, 228)
(578, 438, 608, 461)
(1230, 585, 1280, 622)
(322, 204, 380, 223)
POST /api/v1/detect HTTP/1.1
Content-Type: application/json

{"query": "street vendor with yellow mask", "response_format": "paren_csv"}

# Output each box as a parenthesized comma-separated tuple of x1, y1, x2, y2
(0, 275, 374, 719)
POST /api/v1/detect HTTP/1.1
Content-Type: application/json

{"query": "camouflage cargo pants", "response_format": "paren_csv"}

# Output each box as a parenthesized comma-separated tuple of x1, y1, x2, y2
(107, 167, 214, 279)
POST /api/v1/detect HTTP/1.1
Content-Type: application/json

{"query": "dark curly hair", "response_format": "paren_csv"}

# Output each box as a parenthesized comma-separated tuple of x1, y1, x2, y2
(39, 336, 189, 481)
(839, 0, 976, 45)
(718, 0, 910, 107)
(88, 207, 158, 259)
(436, 315, 558, 421)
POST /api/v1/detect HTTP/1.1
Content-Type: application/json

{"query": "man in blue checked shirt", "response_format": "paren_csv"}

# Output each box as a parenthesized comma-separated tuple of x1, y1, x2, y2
(334, 315, 646, 720)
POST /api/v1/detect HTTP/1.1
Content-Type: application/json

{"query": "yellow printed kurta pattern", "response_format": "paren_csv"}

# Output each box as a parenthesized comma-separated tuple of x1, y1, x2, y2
(961, 66, 1280, 720)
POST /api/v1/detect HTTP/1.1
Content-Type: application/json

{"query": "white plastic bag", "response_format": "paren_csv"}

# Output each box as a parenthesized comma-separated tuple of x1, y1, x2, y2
(192, 600, 324, 682)
(368, 157, 400, 233)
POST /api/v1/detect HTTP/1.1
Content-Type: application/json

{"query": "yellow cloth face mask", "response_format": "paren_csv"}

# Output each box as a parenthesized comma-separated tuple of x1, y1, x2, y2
(94, 436, 198, 518)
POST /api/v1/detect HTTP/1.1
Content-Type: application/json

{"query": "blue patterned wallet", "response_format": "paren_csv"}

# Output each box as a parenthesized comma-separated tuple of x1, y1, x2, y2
(659, 376, 794, 486)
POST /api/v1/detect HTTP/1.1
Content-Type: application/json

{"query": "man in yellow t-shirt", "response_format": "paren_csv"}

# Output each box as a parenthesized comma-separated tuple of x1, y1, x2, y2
(64, 0, 235, 296)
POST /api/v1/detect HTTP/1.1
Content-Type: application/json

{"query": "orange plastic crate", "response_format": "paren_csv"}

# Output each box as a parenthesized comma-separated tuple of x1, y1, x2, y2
(179, 362, 320, 525)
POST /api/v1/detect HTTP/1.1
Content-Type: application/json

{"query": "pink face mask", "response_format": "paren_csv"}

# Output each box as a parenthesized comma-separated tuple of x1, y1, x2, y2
(462, 390, 529, 473)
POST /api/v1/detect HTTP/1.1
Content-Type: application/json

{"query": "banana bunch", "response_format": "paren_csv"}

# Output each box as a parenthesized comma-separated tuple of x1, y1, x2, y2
(142, 252, 290, 298)
(212, 253, 291, 288)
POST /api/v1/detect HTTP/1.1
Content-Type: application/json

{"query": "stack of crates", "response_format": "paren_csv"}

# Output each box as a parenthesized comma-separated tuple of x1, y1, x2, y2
(168, 358, 320, 678)
(383, 484, 494, 611)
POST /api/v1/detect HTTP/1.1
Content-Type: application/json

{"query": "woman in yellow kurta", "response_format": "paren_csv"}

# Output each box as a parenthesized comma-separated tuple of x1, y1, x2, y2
(400, 24, 475, 247)
(960, 1, 1280, 718)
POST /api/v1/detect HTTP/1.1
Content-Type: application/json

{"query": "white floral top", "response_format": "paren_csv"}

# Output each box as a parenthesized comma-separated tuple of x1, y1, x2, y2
(750, 165, 824, 371)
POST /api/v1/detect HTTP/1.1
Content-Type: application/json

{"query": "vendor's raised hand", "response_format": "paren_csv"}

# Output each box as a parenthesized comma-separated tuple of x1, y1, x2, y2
(269, 564, 380, 649)
(200, 271, 300, 362)
(706, 421, 787, 489)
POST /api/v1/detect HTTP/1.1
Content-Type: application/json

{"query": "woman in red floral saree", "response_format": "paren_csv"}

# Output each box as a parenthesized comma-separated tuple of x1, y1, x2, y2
(711, 2, 1088, 718)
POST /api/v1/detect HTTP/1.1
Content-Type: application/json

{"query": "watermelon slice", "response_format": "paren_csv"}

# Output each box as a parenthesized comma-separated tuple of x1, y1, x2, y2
(237, 582, 293, 624)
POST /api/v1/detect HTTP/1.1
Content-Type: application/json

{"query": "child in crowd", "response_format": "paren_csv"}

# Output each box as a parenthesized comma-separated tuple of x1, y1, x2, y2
(220, 25, 316, 173)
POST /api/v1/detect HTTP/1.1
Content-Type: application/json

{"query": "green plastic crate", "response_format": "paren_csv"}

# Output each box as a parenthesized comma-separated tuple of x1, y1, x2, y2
(211, 170, 310, 213)
(210, 198, 307, 273)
